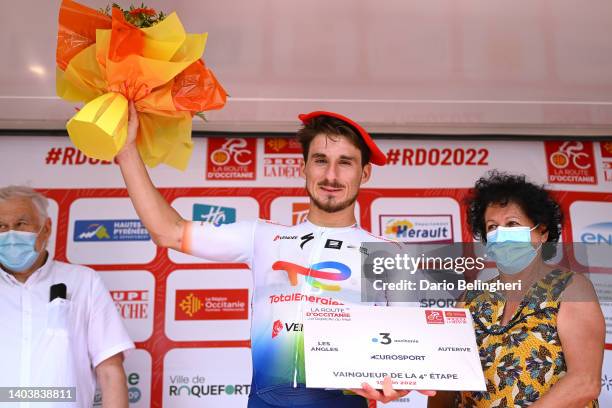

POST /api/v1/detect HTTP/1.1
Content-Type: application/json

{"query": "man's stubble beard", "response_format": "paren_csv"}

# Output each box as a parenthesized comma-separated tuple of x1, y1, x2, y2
(306, 182, 359, 213)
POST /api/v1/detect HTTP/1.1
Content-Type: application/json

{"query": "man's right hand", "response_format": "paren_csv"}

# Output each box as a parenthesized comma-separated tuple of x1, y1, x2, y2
(118, 101, 140, 160)
(115, 100, 187, 252)
(127, 101, 139, 145)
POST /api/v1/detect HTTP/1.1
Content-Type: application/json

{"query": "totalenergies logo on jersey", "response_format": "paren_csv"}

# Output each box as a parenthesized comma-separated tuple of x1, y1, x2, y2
(272, 261, 351, 291)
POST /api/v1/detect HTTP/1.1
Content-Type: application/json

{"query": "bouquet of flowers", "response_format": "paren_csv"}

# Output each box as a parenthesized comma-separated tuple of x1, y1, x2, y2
(56, 0, 227, 170)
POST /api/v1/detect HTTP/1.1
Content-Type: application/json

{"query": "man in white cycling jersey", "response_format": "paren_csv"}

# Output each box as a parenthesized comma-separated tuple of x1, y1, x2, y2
(117, 104, 434, 407)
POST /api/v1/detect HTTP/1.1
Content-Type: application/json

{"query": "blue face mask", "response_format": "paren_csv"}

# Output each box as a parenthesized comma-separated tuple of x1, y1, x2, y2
(485, 225, 541, 275)
(0, 230, 41, 273)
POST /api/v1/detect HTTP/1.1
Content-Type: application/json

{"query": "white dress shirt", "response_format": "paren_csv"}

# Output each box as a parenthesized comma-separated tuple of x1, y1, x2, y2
(0, 256, 135, 407)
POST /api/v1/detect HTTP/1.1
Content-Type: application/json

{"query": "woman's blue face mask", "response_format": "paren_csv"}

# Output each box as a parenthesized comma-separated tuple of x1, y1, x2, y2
(485, 225, 541, 275)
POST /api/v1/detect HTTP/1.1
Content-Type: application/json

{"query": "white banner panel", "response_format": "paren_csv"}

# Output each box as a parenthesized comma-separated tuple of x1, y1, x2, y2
(163, 348, 252, 407)
(99, 270, 156, 343)
(165, 269, 253, 342)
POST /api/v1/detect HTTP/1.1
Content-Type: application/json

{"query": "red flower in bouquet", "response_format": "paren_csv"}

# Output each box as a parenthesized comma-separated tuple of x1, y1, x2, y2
(129, 7, 155, 16)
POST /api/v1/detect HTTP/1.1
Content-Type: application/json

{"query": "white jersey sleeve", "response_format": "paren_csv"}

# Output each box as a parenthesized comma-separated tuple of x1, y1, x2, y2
(181, 220, 257, 267)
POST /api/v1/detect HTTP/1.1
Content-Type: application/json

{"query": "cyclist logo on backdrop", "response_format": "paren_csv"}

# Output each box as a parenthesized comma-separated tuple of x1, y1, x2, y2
(545, 141, 596, 185)
(206, 138, 257, 180)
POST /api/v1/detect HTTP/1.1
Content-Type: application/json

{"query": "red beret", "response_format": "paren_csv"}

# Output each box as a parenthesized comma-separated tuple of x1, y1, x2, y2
(298, 111, 386, 166)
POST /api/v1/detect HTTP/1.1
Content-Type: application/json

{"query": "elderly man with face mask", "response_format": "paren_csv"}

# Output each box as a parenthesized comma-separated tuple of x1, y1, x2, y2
(0, 186, 134, 408)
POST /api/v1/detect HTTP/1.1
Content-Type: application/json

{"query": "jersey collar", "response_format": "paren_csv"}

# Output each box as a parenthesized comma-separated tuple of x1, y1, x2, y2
(304, 219, 358, 232)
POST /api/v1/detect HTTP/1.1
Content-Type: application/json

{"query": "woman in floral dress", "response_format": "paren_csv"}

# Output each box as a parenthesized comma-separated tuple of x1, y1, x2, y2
(429, 171, 604, 408)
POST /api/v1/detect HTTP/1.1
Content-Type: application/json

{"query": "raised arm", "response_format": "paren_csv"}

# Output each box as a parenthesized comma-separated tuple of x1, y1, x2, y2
(116, 102, 186, 251)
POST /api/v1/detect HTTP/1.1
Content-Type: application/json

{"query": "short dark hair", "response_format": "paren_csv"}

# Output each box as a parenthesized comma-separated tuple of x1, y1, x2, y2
(465, 170, 563, 260)
(296, 116, 371, 166)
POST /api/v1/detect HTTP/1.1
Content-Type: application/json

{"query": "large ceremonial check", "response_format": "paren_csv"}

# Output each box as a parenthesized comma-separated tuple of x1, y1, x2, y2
(303, 305, 486, 391)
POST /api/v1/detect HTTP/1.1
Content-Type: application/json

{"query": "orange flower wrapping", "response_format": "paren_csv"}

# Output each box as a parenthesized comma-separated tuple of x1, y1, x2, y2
(56, 0, 227, 170)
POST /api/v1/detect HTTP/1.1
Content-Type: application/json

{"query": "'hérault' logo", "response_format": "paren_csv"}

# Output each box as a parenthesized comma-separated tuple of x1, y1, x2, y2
(380, 215, 453, 243)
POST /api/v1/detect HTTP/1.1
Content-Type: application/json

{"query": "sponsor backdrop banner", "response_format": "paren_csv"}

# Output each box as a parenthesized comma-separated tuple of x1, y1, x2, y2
(0, 136, 610, 407)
